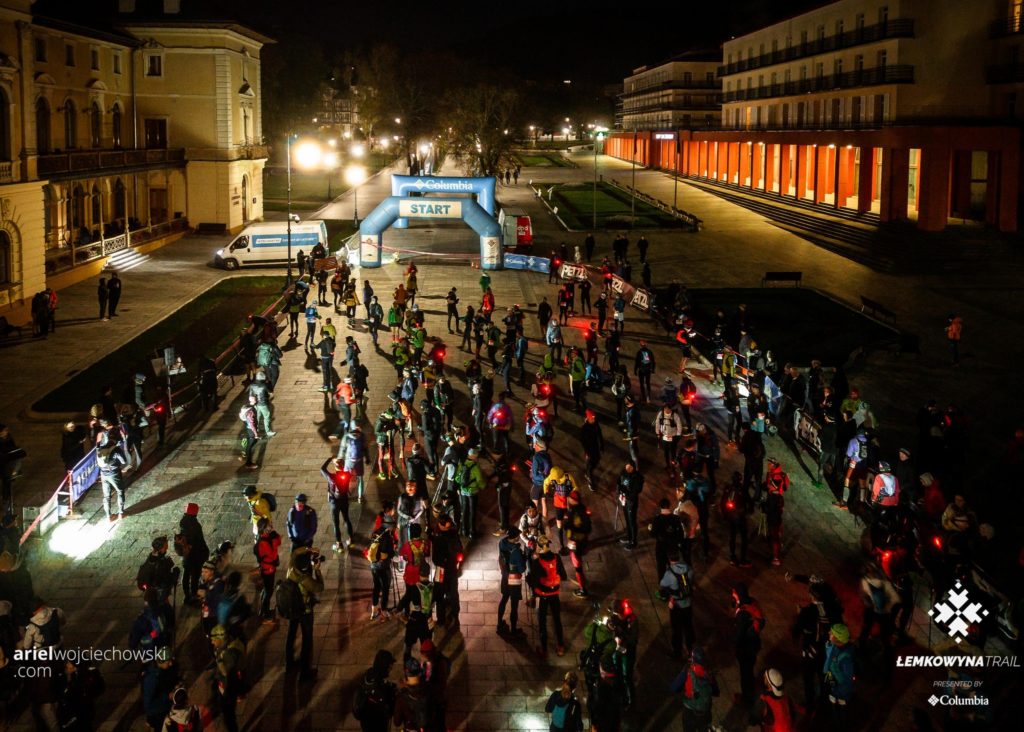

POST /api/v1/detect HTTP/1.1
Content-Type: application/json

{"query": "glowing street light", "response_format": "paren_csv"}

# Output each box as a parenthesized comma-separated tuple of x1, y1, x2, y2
(350, 142, 366, 159)
(346, 164, 367, 226)
(285, 136, 324, 284)
(294, 140, 322, 170)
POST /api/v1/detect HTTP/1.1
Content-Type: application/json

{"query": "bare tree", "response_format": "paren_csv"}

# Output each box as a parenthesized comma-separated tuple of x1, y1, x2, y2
(443, 85, 520, 177)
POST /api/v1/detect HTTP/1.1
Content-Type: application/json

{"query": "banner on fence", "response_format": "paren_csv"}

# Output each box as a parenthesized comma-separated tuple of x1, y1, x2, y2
(505, 253, 551, 274)
(69, 449, 99, 503)
(630, 288, 651, 311)
(314, 256, 339, 272)
(559, 263, 588, 281)
(794, 409, 822, 459)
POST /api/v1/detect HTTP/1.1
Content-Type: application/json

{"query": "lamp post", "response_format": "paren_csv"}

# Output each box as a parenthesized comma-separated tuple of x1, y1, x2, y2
(286, 133, 293, 286)
(593, 131, 604, 230)
(346, 164, 367, 226)
(289, 139, 325, 284)
(324, 150, 339, 199)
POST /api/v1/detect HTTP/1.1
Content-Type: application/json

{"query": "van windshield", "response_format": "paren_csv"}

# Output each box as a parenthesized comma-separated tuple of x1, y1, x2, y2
(229, 236, 249, 251)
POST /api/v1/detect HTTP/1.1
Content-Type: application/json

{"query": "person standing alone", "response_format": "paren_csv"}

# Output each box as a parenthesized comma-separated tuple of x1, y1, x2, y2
(107, 271, 122, 317)
(97, 278, 109, 320)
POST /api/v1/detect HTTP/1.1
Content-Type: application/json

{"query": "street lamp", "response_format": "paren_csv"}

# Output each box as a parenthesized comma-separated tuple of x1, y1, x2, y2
(323, 150, 339, 198)
(346, 164, 367, 226)
(593, 131, 605, 230)
(287, 138, 323, 285)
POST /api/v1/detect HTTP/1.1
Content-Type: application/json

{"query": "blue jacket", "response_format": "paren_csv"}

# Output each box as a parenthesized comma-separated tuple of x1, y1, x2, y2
(531, 450, 552, 486)
(514, 335, 529, 359)
(401, 376, 418, 402)
(287, 506, 318, 543)
(823, 641, 855, 701)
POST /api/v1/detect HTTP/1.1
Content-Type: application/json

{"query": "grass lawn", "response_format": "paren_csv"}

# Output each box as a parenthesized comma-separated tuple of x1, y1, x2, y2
(541, 182, 684, 230)
(683, 288, 900, 367)
(514, 153, 571, 168)
(34, 276, 287, 413)
(263, 152, 396, 210)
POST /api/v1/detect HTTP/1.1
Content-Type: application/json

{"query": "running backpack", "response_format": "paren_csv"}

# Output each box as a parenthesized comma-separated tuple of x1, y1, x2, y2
(578, 628, 612, 681)
(173, 532, 191, 558)
(416, 582, 433, 613)
(550, 698, 578, 730)
(741, 602, 766, 636)
(275, 578, 304, 621)
(367, 533, 383, 564)
(31, 612, 62, 648)
(239, 405, 253, 423)
(856, 437, 868, 461)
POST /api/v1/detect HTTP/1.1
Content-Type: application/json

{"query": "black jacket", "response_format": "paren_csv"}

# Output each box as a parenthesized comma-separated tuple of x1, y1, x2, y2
(581, 421, 604, 455)
(616, 470, 644, 504)
(178, 514, 209, 564)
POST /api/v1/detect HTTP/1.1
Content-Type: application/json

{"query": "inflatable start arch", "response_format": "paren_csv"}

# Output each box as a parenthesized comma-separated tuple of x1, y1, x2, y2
(358, 175, 503, 270)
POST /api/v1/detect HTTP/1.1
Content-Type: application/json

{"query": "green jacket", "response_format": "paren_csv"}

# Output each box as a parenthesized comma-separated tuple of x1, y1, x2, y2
(569, 356, 586, 382)
(410, 328, 426, 349)
(387, 306, 402, 327)
(456, 460, 485, 496)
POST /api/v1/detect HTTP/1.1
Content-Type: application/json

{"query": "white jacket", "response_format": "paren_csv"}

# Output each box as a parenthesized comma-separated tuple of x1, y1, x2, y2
(654, 410, 684, 441)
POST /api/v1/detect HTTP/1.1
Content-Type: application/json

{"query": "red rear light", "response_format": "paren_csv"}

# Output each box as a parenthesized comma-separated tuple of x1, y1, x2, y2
(510, 465, 518, 472)
(933, 535, 943, 551)
(725, 500, 735, 510)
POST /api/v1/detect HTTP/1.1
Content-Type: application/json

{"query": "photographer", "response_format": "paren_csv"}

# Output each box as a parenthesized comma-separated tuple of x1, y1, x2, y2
(284, 546, 324, 681)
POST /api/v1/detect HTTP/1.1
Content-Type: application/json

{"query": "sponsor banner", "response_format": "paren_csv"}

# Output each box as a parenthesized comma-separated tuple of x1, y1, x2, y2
(360, 236, 380, 264)
(630, 288, 651, 311)
(504, 254, 551, 274)
(559, 263, 588, 281)
(314, 256, 338, 271)
(398, 199, 463, 219)
(515, 216, 533, 245)
(480, 236, 502, 269)
(794, 409, 822, 458)
(69, 449, 99, 503)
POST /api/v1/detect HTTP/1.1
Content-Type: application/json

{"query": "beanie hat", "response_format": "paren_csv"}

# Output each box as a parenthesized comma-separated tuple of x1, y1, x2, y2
(420, 640, 436, 655)
(151, 536, 168, 551)
(830, 623, 850, 644)
(405, 658, 422, 677)
(185, 502, 199, 516)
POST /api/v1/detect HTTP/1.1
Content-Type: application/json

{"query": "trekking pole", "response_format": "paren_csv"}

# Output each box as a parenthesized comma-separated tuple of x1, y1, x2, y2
(613, 502, 621, 532)
(391, 562, 401, 611)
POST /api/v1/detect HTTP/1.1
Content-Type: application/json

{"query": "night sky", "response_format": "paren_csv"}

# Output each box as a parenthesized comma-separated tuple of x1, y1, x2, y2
(37, 0, 827, 84)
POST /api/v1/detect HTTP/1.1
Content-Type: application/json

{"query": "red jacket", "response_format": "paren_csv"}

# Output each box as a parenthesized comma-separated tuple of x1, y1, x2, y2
(255, 531, 281, 575)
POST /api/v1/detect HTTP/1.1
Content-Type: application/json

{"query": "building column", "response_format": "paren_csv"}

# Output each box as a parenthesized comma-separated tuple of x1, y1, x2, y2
(780, 145, 791, 196)
(814, 145, 827, 204)
(880, 147, 910, 223)
(917, 147, 951, 231)
(996, 143, 1019, 232)
(765, 144, 776, 192)
(857, 147, 874, 213)
(751, 143, 762, 189)
(795, 145, 806, 200)
(728, 143, 739, 184)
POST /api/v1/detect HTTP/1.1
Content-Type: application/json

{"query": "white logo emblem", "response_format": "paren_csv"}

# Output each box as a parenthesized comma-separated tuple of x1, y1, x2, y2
(928, 695, 940, 706)
(928, 581, 988, 643)
(414, 179, 426, 190)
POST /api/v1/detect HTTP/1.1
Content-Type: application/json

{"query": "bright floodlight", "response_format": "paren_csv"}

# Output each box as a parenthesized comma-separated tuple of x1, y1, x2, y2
(419, 143, 430, 156)
(294, 140, 322, 169)
(345, 164, 367, 186)
(328, 138, 337, 147)
(343, 131, 352, 139)
(380, 137, 390, 149)
(322, 151, 340, 169)
(394, 117, 402, 124)
(351, 143, 366, 159)
(48, 519, 115, 560)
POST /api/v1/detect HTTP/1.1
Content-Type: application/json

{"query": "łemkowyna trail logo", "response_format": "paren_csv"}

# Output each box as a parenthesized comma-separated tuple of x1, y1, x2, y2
(928, 581, 989, 643)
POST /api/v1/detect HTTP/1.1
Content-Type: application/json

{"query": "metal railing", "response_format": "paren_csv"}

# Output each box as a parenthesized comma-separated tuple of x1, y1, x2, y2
(718, 19, 915, 76)
(620, 79, 721, 98)
(0, 161, 12, 183)
(605, 176, 703, 231)
(722, 65, 914, 103)
(37, 147, 186, 177)
(44, 217, 189, 274)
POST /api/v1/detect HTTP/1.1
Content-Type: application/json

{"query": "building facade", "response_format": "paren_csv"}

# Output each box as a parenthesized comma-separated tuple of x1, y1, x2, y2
(605, 0, 1022, 233)
(0, 0, 270, 321)
(617, 54, 721, 131)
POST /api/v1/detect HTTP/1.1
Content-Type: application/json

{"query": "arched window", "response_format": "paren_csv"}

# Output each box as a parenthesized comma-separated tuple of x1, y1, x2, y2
(63, 99, 77, 149)
(90, 102, 101, 147)
(0, 230, 10, 284)
(111, 104, 122, 147)
(0, 88, 10, 161)
(113, 178, 126, 221)
(91, 184, 101, 229)
(36, 97, 51, 154)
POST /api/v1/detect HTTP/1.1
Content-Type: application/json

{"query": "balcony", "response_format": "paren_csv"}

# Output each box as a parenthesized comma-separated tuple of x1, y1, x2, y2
(722, 65, 914, 103)
(0, 161, 12, 183)
(620, 79, 721, 99)
(186, 144, 270, 162)
(718, 19, 915, 77)
(621, 101, 722, 115)
(991, 16, 1024, 37)
(37, 148, 186, 179)
(987, 62, 1024, 83)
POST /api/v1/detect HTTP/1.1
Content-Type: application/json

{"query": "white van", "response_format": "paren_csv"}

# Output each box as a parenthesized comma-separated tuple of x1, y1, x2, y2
(215, 220, 328, 270)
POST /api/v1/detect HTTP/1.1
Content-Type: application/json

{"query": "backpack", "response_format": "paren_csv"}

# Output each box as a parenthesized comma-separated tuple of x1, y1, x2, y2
(550, 697, 578, 730)
(263, 492, 278, 512)
(868, 582, 889, 614)
(683, 667, 716, 713)
(877, 474, 896, 498)
(720, 485, 744, 518)
(239, 405, 253, 423)
(667, 567, 691, 600)
(416, 582, 433, 613)
(505, 542, 526, 575)
(166, 707, 202, 732)
(408, 539, 428, 575)
(31, 612, 62, 648)
(136, 557, 157, 592)
(578, 626, 613, 681)
(367, 533, 383, 564)
(353, 676, 390, 721)
(173, 532, 191, 558)
(275, 578, 304, 621)
(741, 602, 766, 637)
(856, 437, 868, 461)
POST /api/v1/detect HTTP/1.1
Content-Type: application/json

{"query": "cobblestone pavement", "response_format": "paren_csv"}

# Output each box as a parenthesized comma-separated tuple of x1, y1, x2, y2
(4, 157, 1018, 731)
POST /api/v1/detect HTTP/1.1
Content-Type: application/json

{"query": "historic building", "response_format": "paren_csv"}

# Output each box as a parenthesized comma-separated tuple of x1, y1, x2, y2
(0, 0, 270, 321)
(616, 52, 721, 132)
(605, 0, 1023, 233)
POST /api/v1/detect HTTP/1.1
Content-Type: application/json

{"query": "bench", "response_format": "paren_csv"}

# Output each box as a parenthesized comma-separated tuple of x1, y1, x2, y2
(860, 295, 896, 322)
(0, 316, 23, 339)
(761, 271, 802, 287)
(195, 223, 227, 236)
